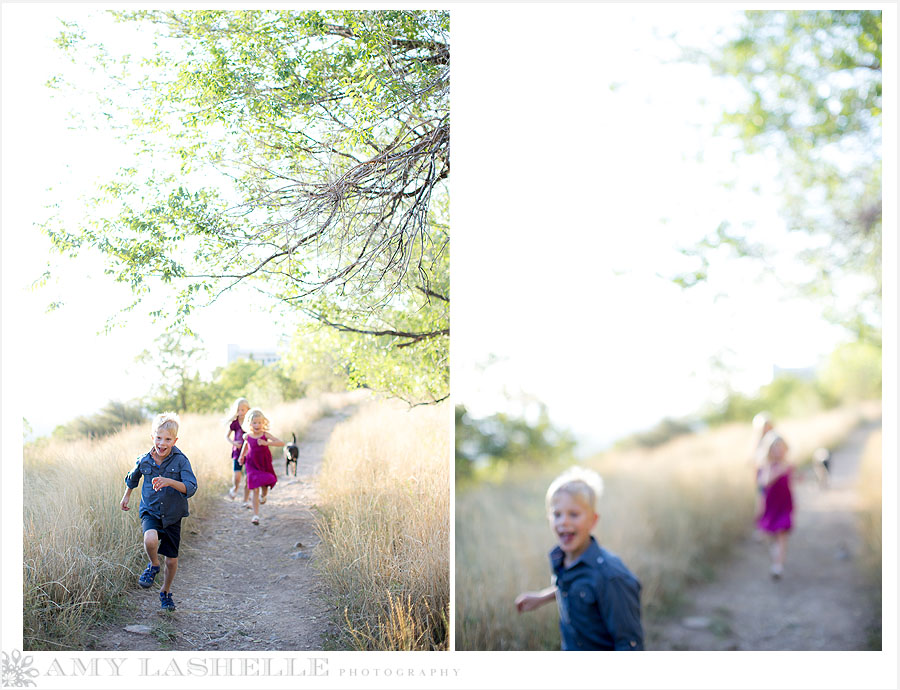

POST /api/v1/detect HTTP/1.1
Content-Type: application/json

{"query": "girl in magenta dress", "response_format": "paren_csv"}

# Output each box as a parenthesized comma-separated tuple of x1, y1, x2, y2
(756, 432, 793, 578)
(225, 397, 251, 506)
(237, 408, 285, 525)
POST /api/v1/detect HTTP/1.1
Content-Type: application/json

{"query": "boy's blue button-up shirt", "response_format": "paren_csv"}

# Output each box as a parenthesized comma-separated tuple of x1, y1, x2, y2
(124, 446, 197, 525)
(550, 537, 644, 651)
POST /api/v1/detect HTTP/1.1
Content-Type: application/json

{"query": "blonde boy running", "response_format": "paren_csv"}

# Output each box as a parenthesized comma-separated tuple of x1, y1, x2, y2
(515, 467, 643, 650)
(121, 412, 198, 611)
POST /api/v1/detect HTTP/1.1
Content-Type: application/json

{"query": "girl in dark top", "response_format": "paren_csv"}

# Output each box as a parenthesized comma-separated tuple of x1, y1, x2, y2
(225, 397, 251, 506)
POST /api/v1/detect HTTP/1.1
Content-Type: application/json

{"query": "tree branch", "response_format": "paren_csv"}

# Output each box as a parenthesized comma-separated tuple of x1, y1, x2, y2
(304, 309, 448, 347)
(417, 285, 448, 302)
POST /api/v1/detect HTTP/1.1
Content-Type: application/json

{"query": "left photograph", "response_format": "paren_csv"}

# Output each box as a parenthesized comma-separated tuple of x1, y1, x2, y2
(10, 8, 449, 652)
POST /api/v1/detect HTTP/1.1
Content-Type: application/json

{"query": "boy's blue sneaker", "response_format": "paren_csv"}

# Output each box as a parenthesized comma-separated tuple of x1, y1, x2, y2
(159, 591, 176, 611)
(138, 564, 160, 589)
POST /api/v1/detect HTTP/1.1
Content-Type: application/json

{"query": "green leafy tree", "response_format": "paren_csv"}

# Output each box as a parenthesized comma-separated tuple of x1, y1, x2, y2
(206, 358, 267, 411)
(702, 374, 828, 426)
(279, 328, 355, 395)
(241, 360, 304, 409)
(137, 331, 207, 412)
(757, 374, 830, 418)
(43, 9, 449, 402)
(819, 340, 882, 402)
(679, 10, 881, 342)
(455, 404, 577, 481)
(197, 356, 305, 412)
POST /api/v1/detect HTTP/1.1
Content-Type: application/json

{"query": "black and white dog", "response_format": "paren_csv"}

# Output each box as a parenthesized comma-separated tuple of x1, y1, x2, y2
(285, 433, 299, 476)
(812, 447, 831, 488)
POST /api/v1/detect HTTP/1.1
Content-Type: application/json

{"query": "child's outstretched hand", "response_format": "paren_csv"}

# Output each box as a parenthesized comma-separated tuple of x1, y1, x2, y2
(515, 592, 544, 613)
(120, 497, 130, 511)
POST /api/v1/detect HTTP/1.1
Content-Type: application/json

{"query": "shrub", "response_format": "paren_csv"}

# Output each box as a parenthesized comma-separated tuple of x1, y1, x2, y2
(51, 400, 147, 441)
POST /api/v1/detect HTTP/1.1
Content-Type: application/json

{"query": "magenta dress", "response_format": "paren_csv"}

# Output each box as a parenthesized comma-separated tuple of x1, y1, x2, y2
(230, 419, 244, 461)
(245, 434, 278, 490)
(757, 468, 793, 533)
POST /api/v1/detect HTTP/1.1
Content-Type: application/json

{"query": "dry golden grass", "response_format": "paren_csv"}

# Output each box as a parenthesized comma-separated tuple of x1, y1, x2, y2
(455, 402, 876, 651)
(314, 399, 450, 650)
(856, 429, 882, 579)
(776, 400, 881, 464)
(23, 393, 361, 650)
(855, 427, 882, 650)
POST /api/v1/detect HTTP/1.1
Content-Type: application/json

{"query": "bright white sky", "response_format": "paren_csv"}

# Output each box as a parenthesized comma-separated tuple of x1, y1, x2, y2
(2, 6, 287, 438)
(0, 4, 893, 450)
(452, 5, 892, 451)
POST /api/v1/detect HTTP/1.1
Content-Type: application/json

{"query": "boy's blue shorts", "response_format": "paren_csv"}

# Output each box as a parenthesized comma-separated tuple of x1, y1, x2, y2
(141, 515, 182, 558)
(233, 457, 244, 473)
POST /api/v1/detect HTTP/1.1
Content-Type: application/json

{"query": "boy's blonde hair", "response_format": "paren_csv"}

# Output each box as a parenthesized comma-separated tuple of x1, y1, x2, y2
(242, 408, 269, 432)
(152, 412, 180, 436)
(545, 466, 604, 516)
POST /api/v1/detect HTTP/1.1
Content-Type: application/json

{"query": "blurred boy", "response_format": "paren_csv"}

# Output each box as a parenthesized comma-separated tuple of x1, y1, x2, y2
(515, 467, 644, 650)
(120, 412, 197, 611)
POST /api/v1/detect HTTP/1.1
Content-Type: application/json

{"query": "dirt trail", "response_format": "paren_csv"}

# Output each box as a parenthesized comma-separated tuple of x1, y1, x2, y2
(647, 420, 881, 651)
(89, 408, 356, 651)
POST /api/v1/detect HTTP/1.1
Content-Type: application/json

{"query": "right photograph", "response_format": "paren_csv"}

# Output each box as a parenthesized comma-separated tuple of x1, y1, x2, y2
(454, 7, 882, 652)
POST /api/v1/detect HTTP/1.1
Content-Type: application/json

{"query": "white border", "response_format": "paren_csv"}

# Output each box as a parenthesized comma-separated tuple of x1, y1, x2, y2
(3, 4, 897, 690)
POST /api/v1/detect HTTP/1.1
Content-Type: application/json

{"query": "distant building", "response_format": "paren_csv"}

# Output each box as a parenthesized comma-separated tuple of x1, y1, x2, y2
(227, 344, 280, 366)
(772, 365, 816, 381)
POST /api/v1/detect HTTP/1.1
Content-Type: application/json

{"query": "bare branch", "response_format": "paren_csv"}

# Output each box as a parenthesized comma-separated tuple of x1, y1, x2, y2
(304, 309, 448, 348)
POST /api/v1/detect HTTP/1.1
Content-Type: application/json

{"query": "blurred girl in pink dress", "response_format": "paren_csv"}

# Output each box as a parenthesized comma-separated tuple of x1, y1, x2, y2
(238, 408, 285, 525)
(756, 432, 793, 579)
(225, 397, 251, 506)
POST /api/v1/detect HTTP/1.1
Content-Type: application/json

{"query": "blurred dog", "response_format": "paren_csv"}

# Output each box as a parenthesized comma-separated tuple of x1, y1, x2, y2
(812, 447, 831, 488)
(285, 433, 299, 476)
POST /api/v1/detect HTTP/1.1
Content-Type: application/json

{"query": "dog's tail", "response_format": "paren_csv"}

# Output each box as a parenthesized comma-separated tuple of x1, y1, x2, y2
(292, 432, 297, 444)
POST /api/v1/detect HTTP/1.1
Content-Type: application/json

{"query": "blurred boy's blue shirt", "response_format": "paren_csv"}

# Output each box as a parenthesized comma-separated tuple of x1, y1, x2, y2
(124, 447, 197, 527)
(550, 537, 644, 650)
